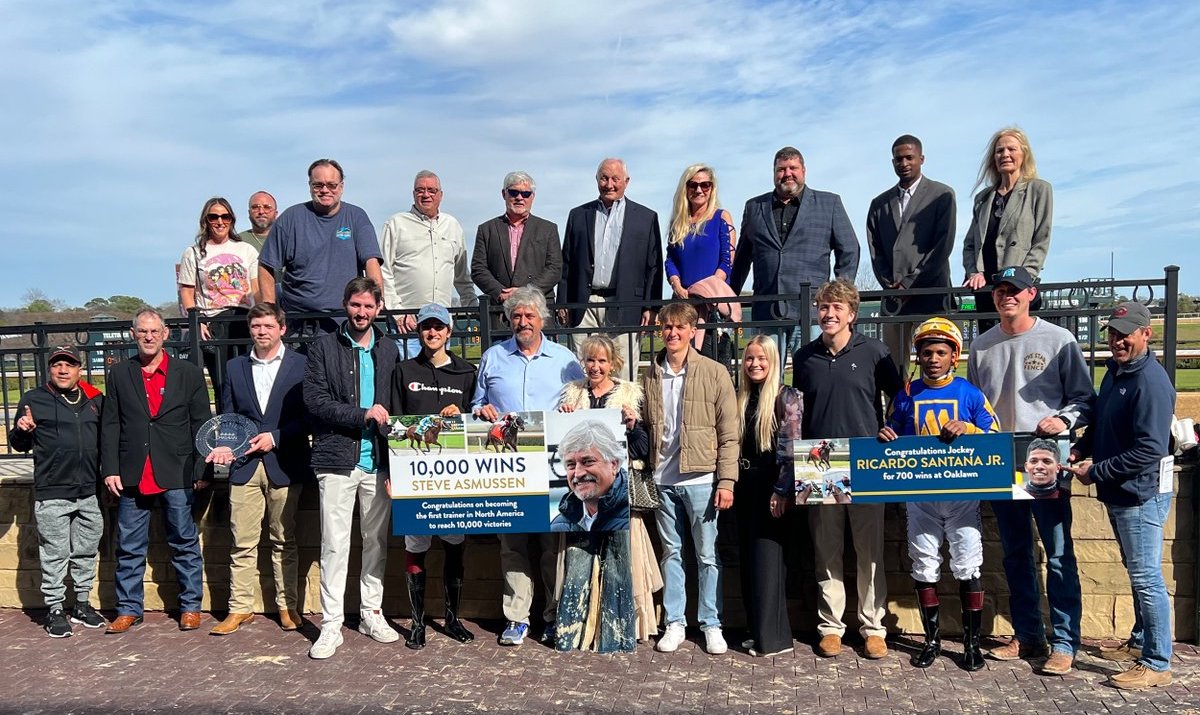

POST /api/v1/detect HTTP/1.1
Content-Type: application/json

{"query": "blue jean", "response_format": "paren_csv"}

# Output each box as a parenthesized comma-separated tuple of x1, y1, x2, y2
(115, 489, 204, 616)
(991, 498, 1082, 655)
(396, 337, 422, 360)
(1106, 492, 1173, 672)
(655, 484, 722, 628)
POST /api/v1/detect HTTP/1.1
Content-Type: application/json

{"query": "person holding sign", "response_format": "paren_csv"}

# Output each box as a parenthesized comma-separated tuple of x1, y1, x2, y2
(391, 302, 478, 650)
(471, 286, 584, 647)
(879, 317, 999, 672)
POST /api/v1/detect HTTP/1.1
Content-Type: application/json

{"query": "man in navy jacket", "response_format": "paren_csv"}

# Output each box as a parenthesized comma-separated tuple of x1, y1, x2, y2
(208, 303, 312, 635)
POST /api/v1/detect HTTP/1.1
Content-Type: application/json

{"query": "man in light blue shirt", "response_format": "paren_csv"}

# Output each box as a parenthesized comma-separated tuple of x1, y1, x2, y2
(472, 286, 583, 646)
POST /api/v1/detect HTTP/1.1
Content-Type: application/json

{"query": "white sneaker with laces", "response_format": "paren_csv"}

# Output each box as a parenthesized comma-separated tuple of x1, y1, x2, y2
(656, 622, 687, 652)
(703, 627, 728, 655)
(309, 624, 344, 659)
(358, 610, 400, 643)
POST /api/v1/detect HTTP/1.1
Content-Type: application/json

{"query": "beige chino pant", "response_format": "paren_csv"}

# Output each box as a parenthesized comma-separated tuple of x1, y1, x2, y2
(227, 464, 303, 613)
(809, 503, 888, 639)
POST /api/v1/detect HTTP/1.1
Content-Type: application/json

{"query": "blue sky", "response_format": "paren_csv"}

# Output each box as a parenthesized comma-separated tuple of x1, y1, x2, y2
(4, 0, 1197, 309)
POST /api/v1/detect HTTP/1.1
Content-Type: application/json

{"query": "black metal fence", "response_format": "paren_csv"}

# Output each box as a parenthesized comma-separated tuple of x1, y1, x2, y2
(0, 265, 1182, 458)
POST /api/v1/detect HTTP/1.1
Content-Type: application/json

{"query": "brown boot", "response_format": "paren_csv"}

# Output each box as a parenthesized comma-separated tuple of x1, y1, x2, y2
(278, 609, 303, 631)
(210, 613, 254, 636)
(1110, 663, 1172, 690)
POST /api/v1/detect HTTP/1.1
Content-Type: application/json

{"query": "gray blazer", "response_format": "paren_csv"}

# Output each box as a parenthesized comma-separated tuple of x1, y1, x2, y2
(962, 178, 1053, 280)
(866, 177, 956, 315)
(470, 214, 562, 302)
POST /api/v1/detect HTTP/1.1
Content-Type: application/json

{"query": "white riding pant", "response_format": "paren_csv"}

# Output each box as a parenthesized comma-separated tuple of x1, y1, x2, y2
(906, 500, 982, 583)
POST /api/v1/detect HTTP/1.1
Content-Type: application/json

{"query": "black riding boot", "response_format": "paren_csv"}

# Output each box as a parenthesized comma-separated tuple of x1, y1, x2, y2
(912, 583, 941, 668)
(405, 571, 427, 650)
(443, 543, 474, 642)
(959, 580, 985, 672)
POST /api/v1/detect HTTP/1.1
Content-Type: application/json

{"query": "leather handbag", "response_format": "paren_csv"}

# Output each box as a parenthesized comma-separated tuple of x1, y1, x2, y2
(627, 466, 661, 512)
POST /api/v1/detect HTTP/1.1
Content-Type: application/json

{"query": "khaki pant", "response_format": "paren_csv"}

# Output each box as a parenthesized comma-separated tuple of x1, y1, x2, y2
(571, 294, 639, 382)
(499, 533, 560, 624)
(228, 464, 303, 613)
(809, 503, 887, 638)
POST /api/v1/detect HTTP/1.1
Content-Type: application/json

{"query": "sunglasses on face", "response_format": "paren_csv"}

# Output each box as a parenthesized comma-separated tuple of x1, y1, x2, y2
(309, 182, 341, 191)
(686, 180, 713, 191)
(206, 213, 232, 222)
(506, 189, 533, 199)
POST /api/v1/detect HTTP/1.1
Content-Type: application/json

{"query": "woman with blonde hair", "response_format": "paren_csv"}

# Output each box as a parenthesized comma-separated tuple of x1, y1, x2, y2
(961, 126, 1053, 328)
(665, 164, 742, 346)
(558, 334, 661, 647)
(738, 335, 803, 656)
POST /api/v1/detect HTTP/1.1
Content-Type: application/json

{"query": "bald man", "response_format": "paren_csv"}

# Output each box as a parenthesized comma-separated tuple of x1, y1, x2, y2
(238, 190, 277, 253)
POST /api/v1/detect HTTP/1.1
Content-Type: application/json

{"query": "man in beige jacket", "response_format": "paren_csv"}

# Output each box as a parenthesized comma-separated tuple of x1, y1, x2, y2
(640, 301, 739, 655)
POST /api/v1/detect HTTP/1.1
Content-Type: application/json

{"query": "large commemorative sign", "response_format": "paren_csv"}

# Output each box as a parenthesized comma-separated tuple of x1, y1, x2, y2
(388, 409, 630, 535)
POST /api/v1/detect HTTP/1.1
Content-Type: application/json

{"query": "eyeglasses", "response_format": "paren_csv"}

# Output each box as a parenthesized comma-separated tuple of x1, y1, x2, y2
(249, 203, 275, 211)
(506, 189, 533, 199)
(686, 180, 713, 191)
(414, 188, 441, 196)
(206, 213, 232, 222)
(309, 181, 342, 191)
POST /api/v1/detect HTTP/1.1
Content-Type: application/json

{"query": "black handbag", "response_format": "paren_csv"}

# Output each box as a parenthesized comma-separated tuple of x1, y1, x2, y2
(627, 466, 661, 512)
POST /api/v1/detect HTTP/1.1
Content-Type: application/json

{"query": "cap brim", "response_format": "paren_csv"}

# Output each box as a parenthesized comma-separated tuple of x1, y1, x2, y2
(1104, 318, 1145, 334)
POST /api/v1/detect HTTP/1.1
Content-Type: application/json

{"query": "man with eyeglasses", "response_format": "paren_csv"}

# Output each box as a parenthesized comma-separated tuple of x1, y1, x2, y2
(730, 146, 859, 365)
(471, 171, 562, 317)
(101, 309, 212, 634)
(259, 159, 384, 338)
(378, 170, 477, 359)
(238, 191, 278, 253)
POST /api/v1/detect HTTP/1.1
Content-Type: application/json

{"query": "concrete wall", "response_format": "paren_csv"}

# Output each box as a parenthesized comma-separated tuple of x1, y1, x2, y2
(0, 464, 1193, 639)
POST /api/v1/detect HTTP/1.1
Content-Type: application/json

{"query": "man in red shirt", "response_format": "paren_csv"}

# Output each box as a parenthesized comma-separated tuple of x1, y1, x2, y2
(102, 308, 212, 633)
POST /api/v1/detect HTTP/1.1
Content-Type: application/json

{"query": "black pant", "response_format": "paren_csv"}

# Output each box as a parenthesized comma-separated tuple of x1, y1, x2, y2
(734, 467, 793, 653)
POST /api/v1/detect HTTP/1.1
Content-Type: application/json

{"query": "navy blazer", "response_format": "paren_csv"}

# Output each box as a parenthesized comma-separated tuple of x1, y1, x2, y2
(731, 187, 859, 322)
(557, 198, 663, 327)
(220, 348, 313, 486)
(100, 354, 212, 490)
(866, 177, 956, 315)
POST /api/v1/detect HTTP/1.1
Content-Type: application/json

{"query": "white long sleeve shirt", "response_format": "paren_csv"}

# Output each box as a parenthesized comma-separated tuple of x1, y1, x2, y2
(379, 207, 478, 309)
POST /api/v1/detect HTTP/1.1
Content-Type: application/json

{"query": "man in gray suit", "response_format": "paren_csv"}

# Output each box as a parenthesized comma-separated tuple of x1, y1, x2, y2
(866, 135, 956, 375)
(556, 158, 663, 380)
(730, 147, 859, 362)
(471, 171, 562, 324)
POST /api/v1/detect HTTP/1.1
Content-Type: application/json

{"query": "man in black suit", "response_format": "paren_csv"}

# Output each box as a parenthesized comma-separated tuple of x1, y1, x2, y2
(208, 303, 313, 635)
(102, 308, 212, 634)
(730, 147, 859, 362)
(866, 135, 957, 374)
(557, 158, 663, 380)
(470, 171, 562, 318)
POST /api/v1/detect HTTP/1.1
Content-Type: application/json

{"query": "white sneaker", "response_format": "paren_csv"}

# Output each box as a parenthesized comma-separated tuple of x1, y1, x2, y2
(309, 625, 344, 659)
(656, 622, 686, 652)
(358, 610, 400, 643)
(703, 627, 728, 655)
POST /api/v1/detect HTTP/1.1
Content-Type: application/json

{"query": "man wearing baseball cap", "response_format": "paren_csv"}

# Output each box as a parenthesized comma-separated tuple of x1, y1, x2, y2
(8, 346, 107, 637)
(967, 264, 1094, 675)
(1068, 301, 1175, 689)
(391, 302, 478, 649)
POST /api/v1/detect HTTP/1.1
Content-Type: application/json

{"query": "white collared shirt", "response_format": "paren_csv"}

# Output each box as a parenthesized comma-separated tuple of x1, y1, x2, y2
(378, 207, 478, 310)
(592, 198, 626, 289)
(249, 344, 285, 414)
(652, 359, 714, 487)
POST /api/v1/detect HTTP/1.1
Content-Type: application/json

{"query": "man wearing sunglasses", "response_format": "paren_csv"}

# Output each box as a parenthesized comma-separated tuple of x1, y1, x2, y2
(470, 171, 562, 320)
(730, 147, 859, 367)
(259, 159, 384, 338)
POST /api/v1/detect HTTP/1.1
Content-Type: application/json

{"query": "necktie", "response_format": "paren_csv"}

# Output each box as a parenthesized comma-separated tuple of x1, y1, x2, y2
(898, 188, 911, 220)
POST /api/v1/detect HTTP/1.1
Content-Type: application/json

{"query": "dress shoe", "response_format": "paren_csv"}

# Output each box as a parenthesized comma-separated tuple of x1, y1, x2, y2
(1110, 663, 1172, 690)
(179, 611, 203, 631)
(863, 635, 888, 659)
(210, 613, 254, 636)
(816, 634, 842, 657)
(106, 615, 143, 634)
(278, 609, 303, 631)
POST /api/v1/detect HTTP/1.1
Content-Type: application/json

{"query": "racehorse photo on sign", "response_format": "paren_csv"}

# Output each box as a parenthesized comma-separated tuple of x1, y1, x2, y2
(793, 437, 853, 505)
(388, 414, 466, 454)
(466, 411, 544, 454)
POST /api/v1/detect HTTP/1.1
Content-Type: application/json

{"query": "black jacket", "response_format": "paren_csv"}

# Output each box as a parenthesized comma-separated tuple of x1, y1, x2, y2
(10, 382, 104, 500)
(551, 469, 631, 532)
(392, 351, 477, 415)
(303, 323, 398, 473)
(101, 354, 212, 489)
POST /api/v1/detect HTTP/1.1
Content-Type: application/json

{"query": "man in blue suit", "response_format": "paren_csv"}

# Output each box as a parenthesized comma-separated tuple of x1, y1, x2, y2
(730, 146, 859, 362)
(208, 302, 313, 635)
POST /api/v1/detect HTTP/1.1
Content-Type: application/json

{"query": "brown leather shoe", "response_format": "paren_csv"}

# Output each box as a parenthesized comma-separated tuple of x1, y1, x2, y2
(1040, 652, 1074, 675)
(987, 638, 1048, 661)
(1110, 663, 1172, 690)
(106, 615, 143, 634)
(863, 635, 888, 659)
(278, 609, 303, 631)
(179, 612, 203, 631)
(210, 613, 254, 636)
(816, 634, 842, 657)
(1098, 642, 1142, 662)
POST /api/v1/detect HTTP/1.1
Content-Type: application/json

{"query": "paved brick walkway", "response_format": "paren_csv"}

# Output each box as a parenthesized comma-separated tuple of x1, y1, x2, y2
(2, 609, 1198, 714)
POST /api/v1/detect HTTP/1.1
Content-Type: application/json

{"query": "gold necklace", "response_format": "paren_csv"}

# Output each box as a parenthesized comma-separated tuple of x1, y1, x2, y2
(60, 388, 82, 405)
